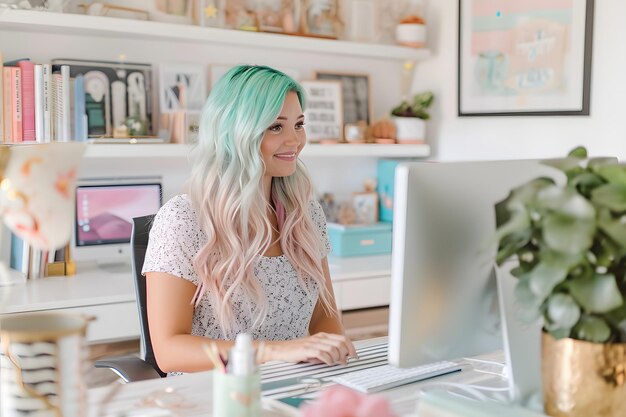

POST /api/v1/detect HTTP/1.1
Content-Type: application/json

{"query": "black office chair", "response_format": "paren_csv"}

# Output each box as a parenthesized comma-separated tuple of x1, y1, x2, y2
(94, 214, 166, 382)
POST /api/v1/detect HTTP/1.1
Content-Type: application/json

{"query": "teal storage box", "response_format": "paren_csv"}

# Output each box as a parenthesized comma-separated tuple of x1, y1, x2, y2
(327, 222, 392, 257)
(377, 158, 421, 222)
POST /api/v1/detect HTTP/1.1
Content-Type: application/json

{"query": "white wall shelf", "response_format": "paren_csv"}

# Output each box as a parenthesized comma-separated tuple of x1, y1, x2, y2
(83, 143, 430, 159)
(303, 143, 430, 157)
(0, 9, 431, 62)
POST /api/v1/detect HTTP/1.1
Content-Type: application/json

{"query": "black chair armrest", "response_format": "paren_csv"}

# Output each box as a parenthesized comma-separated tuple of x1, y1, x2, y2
(94, 356, 162, 383)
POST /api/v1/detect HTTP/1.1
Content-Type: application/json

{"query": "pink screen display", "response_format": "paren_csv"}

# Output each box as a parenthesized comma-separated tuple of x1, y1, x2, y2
(75, 184, 161, 246)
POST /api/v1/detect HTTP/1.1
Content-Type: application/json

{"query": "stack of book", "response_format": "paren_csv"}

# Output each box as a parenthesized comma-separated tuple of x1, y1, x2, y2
(0, 53, 154, 144)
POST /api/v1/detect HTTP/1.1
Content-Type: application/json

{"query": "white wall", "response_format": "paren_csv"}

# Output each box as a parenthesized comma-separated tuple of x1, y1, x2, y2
(415, 0, 626, 161)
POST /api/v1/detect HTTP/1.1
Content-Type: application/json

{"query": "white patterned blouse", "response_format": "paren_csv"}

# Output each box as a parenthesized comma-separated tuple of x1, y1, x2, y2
(142, 194, 332, 342)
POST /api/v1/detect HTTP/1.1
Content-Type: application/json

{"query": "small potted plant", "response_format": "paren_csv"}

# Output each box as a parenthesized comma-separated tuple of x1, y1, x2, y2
(494, 147, 626, 417)
(390, 91, 433, 144)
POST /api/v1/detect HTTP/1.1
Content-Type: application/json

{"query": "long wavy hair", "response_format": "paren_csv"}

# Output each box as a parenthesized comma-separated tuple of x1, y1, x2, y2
(188, 65, 334, 337)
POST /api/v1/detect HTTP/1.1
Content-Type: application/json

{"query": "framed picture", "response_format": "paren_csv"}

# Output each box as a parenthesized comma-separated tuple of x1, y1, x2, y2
(315, 71, 371, 125)
(159, 63, 207, 113)
(458, 0, 595, 116)
(224, 0, 259, 30)
(352, 191, 378, 225)
(146, 0, 193, 24)
(301, 0, 344, 39)
(253, 0, 299, 33)
(51, 58, 153, 137)
(300, 80, 343, 143)
(196, 0, 226, 27)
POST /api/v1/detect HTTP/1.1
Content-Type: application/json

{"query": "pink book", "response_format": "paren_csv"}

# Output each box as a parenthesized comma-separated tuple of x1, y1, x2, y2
(3, 68, 12, 143)
(17, 61, 35, 141)
(11, 67, 22, 143)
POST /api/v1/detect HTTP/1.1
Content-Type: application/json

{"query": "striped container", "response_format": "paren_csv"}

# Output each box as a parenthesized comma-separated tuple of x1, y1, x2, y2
(0, 313, 90, 417)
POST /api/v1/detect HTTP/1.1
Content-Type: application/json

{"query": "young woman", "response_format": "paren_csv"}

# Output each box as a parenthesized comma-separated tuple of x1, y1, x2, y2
(143, 65, 357, 373)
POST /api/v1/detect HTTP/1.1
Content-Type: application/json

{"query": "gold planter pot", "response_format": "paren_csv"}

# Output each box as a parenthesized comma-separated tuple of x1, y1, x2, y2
(543, 332, 626, 417)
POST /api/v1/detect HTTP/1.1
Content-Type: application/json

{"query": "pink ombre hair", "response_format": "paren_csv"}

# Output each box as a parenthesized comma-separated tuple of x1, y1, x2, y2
(187, 65, 334, 336)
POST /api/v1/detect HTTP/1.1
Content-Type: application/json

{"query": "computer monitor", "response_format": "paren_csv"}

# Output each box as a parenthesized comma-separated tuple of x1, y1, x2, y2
(72, 181, 162, 269)
(388, 160, 566, 369)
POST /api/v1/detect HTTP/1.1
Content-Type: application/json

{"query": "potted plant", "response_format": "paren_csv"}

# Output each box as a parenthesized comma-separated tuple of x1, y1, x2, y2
(390, 91, 433, 144)
(493, 147, 626, 417)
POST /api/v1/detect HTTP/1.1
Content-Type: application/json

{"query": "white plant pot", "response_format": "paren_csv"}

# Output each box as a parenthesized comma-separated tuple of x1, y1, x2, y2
(393, 116, 426, 144)
(396, 23, 427, 48)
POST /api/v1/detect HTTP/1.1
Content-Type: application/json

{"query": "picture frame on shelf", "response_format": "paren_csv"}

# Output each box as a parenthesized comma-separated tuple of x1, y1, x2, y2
(352, 191, 378, 225)
(158, 63, 207, 113)
(300, 80, 343, 143)
(196, 0, 226, 27)
(224, 0, 259, 30)
(314, 71, 371, 125)
(252, 0, 300, 34)
(51, 58, 153, 137)
(300, 0, 345, 39)
(146, 0, 194, 24)
(458, 0, 595, 116)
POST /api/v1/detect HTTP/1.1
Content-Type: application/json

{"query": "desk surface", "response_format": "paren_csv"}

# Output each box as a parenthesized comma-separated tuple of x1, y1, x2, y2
(88, 338, 507, 417)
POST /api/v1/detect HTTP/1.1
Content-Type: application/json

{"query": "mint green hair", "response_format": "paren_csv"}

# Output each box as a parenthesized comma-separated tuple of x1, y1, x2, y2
(188, 65, 334, 337)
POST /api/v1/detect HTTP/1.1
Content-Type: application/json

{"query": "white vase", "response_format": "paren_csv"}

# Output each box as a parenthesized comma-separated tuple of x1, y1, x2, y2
(393, 116, 426, 144)
(395, 23, 427, 48)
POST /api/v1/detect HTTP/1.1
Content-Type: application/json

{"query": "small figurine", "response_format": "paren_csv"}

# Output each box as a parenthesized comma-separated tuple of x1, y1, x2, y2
(337, 201, 357, 225)
(318, 192, 337, 222)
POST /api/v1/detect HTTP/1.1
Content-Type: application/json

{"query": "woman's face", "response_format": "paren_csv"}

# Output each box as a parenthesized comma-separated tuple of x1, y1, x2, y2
(260, 91, 306, 179)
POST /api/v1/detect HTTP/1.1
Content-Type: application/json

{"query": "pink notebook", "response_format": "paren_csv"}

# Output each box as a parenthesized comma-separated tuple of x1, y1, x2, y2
(17, 61, 35, 141)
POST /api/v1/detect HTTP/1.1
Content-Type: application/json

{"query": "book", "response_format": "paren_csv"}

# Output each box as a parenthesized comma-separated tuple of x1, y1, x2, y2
(52, 64, 71, 142)
(52, 65, 72, 142)
(17, 60, 35, 141)
(52, 72, 63, 142)
(34, 64, 44, 142)
(0, 51, 3, 142)
(61, 65, 71, 142)
(73, 74, 87, 141)
(42, 63, 52, 142)
(2, 67, 10, 143)
(10, 232, 29, 275)
(10, 66, 22, 142)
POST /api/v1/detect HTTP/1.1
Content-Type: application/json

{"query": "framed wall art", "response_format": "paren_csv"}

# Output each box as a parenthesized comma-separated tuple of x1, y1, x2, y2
(159, 63, 207, 113)
(314, 71, 371, 125)
(300, 0, 344, 39)
(458, 0, 594, 116)
(253, 0, 299, 34)
(300, 80, 343, 143)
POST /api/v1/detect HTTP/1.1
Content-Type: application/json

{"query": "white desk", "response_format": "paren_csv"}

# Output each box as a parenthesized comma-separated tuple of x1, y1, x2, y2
(0, 264, 139, 343)
(0, 256, 392, 343)
(88, 338, 508, 417)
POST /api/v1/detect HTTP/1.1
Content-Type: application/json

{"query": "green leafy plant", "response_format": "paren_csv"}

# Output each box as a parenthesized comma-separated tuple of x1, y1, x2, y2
(391, 91, 434, 119)
(494, 147, 626, 343)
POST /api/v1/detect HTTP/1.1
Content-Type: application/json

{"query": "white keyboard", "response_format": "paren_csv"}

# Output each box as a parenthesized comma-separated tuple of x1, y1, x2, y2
(330, 361, 463, 393)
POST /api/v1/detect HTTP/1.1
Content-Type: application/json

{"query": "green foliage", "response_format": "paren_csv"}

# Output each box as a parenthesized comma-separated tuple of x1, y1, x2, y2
(495, 148, 626, 343)
(391, 91, 434, 119)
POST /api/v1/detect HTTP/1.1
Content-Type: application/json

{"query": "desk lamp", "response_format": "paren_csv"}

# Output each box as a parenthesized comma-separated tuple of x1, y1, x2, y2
(0, 143, 86, 286)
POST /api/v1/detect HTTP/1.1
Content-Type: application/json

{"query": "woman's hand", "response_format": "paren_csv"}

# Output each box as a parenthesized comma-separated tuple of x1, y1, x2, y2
(261, 332, 357, 365)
